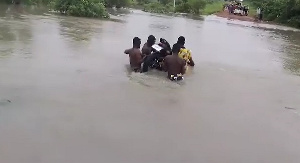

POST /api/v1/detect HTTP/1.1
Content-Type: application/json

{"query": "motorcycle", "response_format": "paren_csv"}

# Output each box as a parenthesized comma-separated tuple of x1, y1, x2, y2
(148, 38, 171, 70)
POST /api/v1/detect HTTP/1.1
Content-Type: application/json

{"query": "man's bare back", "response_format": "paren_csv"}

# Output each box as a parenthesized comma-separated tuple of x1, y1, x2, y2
(163, 43, 186, 80)
(124, 37, 143, 72)
(163, 55, 186, 78)
(124, 48, 143, 72)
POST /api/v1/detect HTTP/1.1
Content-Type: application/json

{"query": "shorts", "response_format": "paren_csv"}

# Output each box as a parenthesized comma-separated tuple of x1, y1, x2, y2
(132, 68, 141, 72)
(259, 14, 263, 20)
(169, 74, 184, 81)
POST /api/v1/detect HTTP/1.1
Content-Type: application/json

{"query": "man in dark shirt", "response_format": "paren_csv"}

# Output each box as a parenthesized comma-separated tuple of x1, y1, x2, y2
(163, 43, 186, 81)
(124, 37, 143, 72)
(142, 35, 156, 57)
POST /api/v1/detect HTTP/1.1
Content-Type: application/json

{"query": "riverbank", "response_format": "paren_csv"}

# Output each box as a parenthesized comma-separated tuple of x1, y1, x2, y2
(139, 1, 258, 22)
(215, 10, 256, 22)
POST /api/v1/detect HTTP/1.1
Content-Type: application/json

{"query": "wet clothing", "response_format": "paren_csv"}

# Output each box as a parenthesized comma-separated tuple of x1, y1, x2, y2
(178, 48, 192, 64)
(173, 42, 195, 66)
(169, 74, 184, 81)
(259, 13, 263, 20)
(257, 8, 263, 20)
(257, 8, 261, 15)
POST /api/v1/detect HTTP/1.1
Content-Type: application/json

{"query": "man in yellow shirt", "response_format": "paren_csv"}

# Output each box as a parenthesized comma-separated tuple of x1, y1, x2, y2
(176, 36, 195, 67)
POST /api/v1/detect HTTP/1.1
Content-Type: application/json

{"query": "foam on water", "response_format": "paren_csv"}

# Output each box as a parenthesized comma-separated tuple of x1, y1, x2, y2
(128, 71, 183, 89)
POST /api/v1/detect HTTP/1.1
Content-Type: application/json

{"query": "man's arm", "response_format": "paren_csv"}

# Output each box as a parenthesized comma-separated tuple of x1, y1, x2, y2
(124, 48, 131, 54)
(188, 57, 195, 66)
(141, 47, 147, 58)
(142, 46, 151, 56)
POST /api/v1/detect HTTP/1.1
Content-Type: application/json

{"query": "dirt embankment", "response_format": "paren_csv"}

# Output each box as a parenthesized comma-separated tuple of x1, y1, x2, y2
(215, 10, 257, 22)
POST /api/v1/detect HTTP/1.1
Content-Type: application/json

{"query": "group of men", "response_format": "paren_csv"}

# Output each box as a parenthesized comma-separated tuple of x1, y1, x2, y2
(225, 1, 249, 16)
(124, 35, 195, 81)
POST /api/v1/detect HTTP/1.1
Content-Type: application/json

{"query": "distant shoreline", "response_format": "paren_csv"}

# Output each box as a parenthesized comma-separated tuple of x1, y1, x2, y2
(214, 10, 257, 22)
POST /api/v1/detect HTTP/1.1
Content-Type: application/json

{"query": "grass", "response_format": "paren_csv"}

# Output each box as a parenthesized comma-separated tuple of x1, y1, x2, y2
(143, 2, 174, 14)
(202, 1, 224, 15)
(138, 0, 257, 18)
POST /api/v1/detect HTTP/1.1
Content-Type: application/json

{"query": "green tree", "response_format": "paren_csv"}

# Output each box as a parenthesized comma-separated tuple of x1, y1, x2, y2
(104, 0, 130, 8)
(188, 0, 206, 14)
(136, 0, 151, 5)
(175, 2, 191, 13)
(248, 0, 300, 27)
(159, 0, 171, 5)
(53, 0, 109, 18)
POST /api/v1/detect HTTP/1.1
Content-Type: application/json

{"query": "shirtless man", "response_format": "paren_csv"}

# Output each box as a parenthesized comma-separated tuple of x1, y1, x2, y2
(163, 43, 186, 81)
(124, 37, 143, 72)
(176, 36, 195, 67)
(142, 35, 156, 57)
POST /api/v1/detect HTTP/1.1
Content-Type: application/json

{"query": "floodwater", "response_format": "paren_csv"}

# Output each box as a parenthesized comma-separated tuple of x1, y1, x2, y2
(1, 5, 300, 163)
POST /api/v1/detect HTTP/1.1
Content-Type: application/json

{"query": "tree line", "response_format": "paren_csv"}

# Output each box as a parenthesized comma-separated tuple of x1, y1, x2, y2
(5, 0, 300, 28)
(2, 0, 208, 18)
(1, 0, 133, 18)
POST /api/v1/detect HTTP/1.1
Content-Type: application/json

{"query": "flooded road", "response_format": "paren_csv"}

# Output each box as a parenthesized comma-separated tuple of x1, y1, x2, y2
(1, 5, 300, 163)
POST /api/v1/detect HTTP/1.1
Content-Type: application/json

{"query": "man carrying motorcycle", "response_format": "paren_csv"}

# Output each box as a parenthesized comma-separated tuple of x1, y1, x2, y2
(141, 38, 171, 73)
(142, 35, 156, 57)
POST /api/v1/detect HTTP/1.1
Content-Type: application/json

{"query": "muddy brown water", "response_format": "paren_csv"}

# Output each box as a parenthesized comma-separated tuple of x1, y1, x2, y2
(1, 5, 300, 163)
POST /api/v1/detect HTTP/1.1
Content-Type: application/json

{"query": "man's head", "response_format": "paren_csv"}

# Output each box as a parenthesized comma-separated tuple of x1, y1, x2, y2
(147, 35, 156, 46)
(133, 37, 141, 48)
(160, 38, 167, 44)
(172, 43, 181, 55)
(177, 36, 185, 46)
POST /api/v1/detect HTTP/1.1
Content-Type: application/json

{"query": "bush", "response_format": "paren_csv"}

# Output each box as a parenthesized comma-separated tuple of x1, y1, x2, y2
(143, 2, 173, 13)
(175, 3, 191, 13)
(202, 0, 223, 15)
(104, 0, 130, 8)
(136, 0, 151, 5)
(188, 0, 206, 14)
(28, 0, 53, 5)
(249, 0, 300, 28)
(160, 0, 172, 5)
(288, 16, 300, 28)
(174, 0, 206, 14)
(3, 0, 53, 5)
(53, 0, 109, 18)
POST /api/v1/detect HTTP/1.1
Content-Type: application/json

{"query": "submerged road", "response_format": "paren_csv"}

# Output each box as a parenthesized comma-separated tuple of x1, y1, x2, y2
(1, 6, 300, 163)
